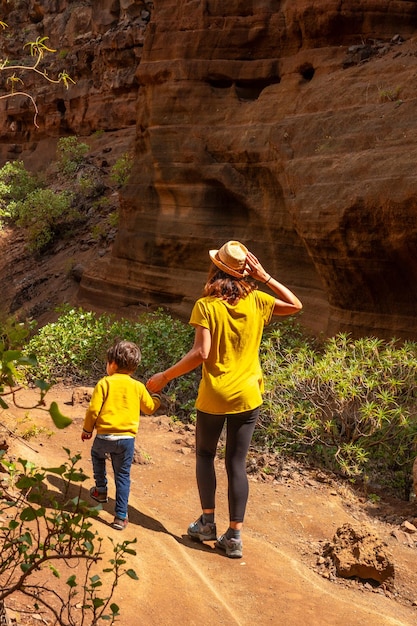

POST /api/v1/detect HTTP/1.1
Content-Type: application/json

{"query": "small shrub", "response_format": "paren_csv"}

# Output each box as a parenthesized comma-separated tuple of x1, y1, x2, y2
(0, 448, 138, 624)
(259, 331, 417, 482)
(108, 210, 119, 227)
(378, 85, 401, 102)
(110, 153, 133, 187)
(56, 136, 89, 176)
(0, 160, 41, 223)
(16, 188, 76, 251)
(24, 306, 112, 382)
(77, 173, 97, 196)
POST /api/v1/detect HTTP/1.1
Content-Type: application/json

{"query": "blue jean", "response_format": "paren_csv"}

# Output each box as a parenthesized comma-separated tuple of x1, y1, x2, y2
(91, 436, 135, 520)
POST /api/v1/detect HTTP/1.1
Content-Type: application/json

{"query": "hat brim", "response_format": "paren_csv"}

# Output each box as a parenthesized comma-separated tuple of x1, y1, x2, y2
(209, 249, 248, 279)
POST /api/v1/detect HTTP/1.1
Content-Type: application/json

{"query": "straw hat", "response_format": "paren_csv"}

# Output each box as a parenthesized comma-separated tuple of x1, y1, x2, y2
(209, 240, 249, 278)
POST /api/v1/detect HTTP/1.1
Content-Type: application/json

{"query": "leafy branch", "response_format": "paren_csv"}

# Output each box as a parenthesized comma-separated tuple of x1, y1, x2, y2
(0, 449, 138, 625)
(0, 315, 72, 428)
(0, 30, 75, 127)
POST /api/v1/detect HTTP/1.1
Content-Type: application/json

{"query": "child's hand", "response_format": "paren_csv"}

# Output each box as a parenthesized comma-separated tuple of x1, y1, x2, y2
(81, 431, 92, 441)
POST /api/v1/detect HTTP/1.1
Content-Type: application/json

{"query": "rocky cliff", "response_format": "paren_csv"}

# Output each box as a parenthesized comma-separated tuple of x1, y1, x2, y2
(2, 1, 417, 339)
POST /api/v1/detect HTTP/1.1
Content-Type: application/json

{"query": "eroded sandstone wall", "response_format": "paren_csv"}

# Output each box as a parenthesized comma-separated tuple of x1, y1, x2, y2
(79, 0, 417, 338)
(2, 1, 417, 338)
(0, 0, 150, 165)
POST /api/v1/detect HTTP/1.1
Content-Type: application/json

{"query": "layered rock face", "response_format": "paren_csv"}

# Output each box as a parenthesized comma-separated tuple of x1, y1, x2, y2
(2, 2, 417, 338)
(0, 0, 149, 163)
(78, 0, 417, 338)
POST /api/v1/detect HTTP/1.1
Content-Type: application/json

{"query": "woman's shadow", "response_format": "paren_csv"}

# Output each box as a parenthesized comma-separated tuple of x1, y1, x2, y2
(44, 473, 216, 555)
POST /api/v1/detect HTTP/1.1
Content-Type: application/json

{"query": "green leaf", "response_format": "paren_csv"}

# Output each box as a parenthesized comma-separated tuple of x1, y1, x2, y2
(126, 568, 139, 580)
(22, 353, 37, 367)
(49, 564, 60, 578)
(0, 397, 8, 409)
(20, 507, 37, 522)
(34, 378, 52, 391)
(3, 349, 21, 362)
(66, 574, 77, 588)
(49, 401, 72, 428)
(16, 475, 39, 489)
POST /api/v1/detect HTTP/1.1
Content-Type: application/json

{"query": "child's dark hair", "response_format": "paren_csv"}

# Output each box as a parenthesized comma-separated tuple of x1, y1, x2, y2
(107, 341, 141, 372)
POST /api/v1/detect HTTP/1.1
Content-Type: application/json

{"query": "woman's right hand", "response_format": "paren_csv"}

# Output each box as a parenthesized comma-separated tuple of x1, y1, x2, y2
(245, 251, 270, 283)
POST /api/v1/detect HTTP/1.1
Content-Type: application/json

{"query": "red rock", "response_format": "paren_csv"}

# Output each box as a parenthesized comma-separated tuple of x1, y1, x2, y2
(3, 2, 417, 339)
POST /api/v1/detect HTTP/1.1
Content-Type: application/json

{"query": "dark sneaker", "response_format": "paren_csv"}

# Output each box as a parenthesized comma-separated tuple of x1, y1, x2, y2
(112, 516, 128, 530)
(89, 487, 108, 503)
(215, 534, 243, 558)
(187, 515, 217, 542)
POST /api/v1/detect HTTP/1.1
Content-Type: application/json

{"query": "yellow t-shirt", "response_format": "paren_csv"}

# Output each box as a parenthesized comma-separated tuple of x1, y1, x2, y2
(189, 290, 275, 414)
(83, 373, 161, 437)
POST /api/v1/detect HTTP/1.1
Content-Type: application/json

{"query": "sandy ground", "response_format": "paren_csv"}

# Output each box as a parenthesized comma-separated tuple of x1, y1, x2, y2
(2, 386, 417, 625)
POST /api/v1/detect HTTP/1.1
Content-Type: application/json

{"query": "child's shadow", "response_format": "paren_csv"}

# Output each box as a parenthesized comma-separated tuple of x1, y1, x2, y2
(44, 474, 216, 555)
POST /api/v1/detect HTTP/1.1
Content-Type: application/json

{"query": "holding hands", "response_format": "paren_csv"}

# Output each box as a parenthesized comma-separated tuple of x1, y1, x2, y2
(146, 372, 168, 393)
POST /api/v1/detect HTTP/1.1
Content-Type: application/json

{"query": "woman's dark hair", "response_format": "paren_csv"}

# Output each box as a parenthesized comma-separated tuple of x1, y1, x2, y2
(202, 265, 257, 303)
(107, 340, 141, 372)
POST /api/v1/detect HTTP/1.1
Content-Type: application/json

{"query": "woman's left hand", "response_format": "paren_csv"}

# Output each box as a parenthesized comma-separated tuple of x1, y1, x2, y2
(146, 372, 168, 393)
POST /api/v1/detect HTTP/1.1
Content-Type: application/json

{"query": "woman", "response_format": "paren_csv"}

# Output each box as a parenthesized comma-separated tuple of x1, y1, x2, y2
(146, 240, 302, 558)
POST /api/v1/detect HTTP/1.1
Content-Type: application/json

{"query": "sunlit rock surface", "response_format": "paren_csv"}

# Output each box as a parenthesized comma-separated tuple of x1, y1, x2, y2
(2, 1, 417, 338)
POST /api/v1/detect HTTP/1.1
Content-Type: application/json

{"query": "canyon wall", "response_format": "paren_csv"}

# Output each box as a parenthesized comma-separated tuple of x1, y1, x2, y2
(79, 0, 417, 338)
(2, 1, 417, 338)
(0, 0, 148, 163)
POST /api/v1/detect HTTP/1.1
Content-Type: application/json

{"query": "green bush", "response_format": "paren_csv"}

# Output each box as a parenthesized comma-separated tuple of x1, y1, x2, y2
(0, 160, 40, 223)
(25, 307, 197, 419)
(16, 188, 76, 251)
(24, 307, 111, 382)
(260, 330, 417, 483)
(110, 153, 133, 187)
(56, 136, 89, 176)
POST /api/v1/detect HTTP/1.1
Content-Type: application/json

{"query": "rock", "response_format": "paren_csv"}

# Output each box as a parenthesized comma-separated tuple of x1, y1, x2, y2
(71, 387, 94, 405)
(399, 531, 415, 548)
(71, 263, 85, 282)
(401, 520, 417, 533)
(2, 2, 417, 339)
(132, 446, 152, 465)
(76, 1, 417, 340)
(324, 523, 395, 586)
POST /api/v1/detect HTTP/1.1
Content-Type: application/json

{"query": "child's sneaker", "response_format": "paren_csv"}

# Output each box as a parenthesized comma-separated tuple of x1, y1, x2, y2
(187, 515, 217, 542)
(89, 487, 108, 503)
(112, 516, 128, 530)
(215, 534, 243, 558)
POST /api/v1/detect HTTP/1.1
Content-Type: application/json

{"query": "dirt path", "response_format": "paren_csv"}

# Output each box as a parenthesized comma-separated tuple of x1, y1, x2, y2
(2, 386, 417, 625)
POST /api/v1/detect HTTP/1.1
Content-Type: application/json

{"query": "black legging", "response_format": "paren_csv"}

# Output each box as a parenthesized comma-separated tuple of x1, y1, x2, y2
(195, 407, 260, 523)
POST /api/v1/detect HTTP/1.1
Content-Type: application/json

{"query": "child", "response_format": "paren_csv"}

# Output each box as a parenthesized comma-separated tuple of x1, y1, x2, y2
(81, 340, 161, 530)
